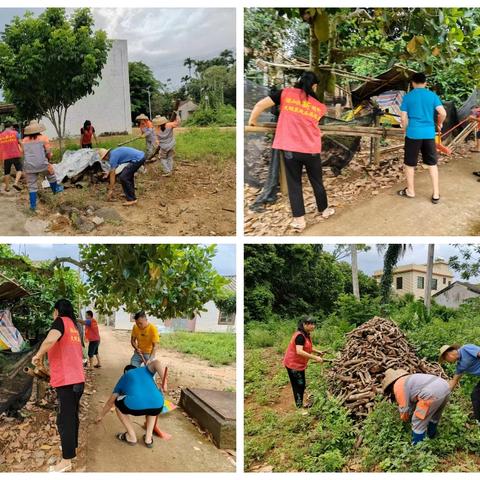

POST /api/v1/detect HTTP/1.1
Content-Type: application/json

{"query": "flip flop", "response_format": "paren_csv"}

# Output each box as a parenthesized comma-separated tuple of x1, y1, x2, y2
(94, 365, 102, 368)
(473, 171, 480, 177)
(143, 434, 154, 449)
(47, 463, 72, 472)
(290, 220, 306, 232)
(321, 207, 335, 219)
(431, 196, 440, 204)
(397, 188, 415, 198)
(116, 432, 137, 446)
(13, 184, 22, 191)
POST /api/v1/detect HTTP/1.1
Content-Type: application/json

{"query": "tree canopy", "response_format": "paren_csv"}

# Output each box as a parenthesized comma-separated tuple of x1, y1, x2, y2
(0, 8, 110, 148)
(245, 8, 480, 103)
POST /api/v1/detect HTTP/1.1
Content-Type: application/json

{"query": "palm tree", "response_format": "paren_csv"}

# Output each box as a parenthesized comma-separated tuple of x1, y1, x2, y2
(351, 245, 360, 300)
(184, 57, 194, 77)
(377, 244, 411, 305)
(424, 244, 435, 312)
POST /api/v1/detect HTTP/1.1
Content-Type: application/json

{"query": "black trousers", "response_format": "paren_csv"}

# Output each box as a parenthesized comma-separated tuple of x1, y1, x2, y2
(56, 383, 84, 459)
(471, 381, 480, 420)
(283, 151, 328, 217)
(286, 367, 306, 408)
(118, 157, 146, 201)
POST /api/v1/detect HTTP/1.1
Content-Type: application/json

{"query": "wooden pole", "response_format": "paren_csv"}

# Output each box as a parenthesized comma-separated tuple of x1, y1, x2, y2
(373, 115, 381, 164)
(424, 244, 435, 313)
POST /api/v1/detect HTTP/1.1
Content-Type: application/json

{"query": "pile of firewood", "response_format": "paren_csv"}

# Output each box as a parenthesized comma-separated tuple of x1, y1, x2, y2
(328, 316, 446, 417)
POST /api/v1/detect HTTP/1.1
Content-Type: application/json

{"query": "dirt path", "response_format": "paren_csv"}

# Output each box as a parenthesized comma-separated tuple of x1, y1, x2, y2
(85, 326, 235, 472)
(0, 190, 48, 235)
(305, 153, 480, 236)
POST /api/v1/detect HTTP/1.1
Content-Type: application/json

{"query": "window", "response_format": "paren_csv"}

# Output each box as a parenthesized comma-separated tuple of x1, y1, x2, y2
(448, 281, 452, 285)
(432, 279, 438, 290)
(396, 276, 403, 289)
(443, 277, 446, 284)
(417, 276, 425, 289)
(218, 311, 235, 326)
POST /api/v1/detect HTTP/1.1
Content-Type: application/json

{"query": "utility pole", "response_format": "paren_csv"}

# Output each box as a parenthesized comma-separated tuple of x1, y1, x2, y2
(424, 244, 435, 313)
(146, 86, 152, 119)
(351, 245, 360, 300)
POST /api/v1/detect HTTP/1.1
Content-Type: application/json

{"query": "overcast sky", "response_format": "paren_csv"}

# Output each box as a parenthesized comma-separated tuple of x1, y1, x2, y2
(0, 8, 236, 88)
(324, 244, 478, 281)
(8, 243, 236, 276)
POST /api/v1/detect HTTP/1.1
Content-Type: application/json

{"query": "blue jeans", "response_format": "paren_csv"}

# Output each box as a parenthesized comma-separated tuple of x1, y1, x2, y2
(130, 351, 151, 367)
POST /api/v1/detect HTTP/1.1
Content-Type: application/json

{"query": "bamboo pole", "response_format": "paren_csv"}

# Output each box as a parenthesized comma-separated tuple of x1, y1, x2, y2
(279, 151, 288, 195)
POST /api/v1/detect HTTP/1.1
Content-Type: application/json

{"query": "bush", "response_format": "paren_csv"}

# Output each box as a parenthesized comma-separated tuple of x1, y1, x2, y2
(185, 104, 236, 127)
(244, 284, 275, 323)
(332, 293, 382, 326)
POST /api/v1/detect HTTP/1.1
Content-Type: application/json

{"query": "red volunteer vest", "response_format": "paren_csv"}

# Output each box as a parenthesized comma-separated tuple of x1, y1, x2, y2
(81, 126, 94, 144)
(48, 316, 85, 388)
(0, 129, 21, 161)
(85, 318, 100, 342)
(272, 87, 327, 154)
(283, 331, 313, 371)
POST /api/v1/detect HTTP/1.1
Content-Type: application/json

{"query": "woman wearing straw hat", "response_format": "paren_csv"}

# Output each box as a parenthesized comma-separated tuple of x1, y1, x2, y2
(136, 113, 157, 161)
(98, 146, 146, 206)
(439, 344, 480, 422)
(153, 112, 180, 176)
(382, 368, 450, 444)
(22, 120, 63, 211)
(248, 71, 335, 232)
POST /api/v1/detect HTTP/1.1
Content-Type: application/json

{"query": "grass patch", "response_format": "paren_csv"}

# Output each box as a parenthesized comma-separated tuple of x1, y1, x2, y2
(51, 128, 235, 165)
(160, 332, 235, 366)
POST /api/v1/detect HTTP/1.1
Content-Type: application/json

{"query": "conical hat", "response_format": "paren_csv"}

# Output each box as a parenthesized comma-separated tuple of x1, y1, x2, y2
(24, 121, 46, 135)
(152, 116, 168, 126)
(135, 113, 149, 121)
(97, 148, 110, 160)
(381, 368, 409, 392)
(438, 344, 461, 363)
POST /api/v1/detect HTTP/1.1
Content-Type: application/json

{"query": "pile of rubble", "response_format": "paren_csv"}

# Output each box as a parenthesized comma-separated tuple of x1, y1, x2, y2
(328, 316, 446, 418)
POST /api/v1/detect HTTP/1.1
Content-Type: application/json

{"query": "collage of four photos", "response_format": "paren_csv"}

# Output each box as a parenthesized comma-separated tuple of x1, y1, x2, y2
(1, 4, 480, 476)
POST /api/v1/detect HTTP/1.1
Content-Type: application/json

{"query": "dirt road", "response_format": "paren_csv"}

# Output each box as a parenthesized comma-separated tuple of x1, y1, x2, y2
(305, 152, 480, 236)
(85, 326, 235, 472)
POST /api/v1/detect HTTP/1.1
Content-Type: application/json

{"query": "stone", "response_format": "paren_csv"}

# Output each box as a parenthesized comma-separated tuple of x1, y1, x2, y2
(72, 215, 96, 233)
(95, 207, 123, 222)
(91, 216, 104, 226)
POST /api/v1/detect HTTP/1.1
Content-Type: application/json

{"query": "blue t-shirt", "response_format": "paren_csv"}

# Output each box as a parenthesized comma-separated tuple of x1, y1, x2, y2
(108, 147, 145, 170)
(400, 88, 443, 140)
(113, 366, 164, 411)
(456, 344, 480, 376)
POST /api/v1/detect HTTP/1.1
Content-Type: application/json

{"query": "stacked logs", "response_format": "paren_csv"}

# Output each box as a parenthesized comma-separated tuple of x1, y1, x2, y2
(328, 316, 446, 418)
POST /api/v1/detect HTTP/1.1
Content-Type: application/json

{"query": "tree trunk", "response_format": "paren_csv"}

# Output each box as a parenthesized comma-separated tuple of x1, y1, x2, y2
(424, 244, 435, 312)
(380, 244, 403, 305)
(351, 245, 360, 300)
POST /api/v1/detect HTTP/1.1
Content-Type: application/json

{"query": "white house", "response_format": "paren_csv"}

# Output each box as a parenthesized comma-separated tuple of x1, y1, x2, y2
(88, 276, 236, 334)
(433, 281, 480, 308)
(41, 39, 132, 139)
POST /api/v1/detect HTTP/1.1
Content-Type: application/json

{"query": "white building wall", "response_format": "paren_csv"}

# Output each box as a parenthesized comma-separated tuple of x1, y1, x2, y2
(42, 40, 132, 139)
(195, 300, 236, 333)
(434, 284, 480, 308)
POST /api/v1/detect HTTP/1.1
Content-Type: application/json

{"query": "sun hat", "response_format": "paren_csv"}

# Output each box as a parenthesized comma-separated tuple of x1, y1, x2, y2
(135, 113, 149, 121)
(152, 116, 169, 126)
(381, 368, 409, 392)
(24, 121, 46, 135)
(97, 148, 110, 160)
(438, 344, 461, 363)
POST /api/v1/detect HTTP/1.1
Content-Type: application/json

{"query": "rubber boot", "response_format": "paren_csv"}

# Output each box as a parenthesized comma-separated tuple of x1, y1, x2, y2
(29, 192, 37, 211)
(427, 422, 438, 439)
(49, 182, 64, 194)
(412, 431, 426, 445)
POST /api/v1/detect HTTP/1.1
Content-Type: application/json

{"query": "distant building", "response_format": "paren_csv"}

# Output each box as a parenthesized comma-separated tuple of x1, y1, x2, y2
(373, 259, 454, 299)
(41, 39, 132, 139)
(177, 99, 198, 122)
(433, 281, 480, 308)
(93, 276, 236, 334)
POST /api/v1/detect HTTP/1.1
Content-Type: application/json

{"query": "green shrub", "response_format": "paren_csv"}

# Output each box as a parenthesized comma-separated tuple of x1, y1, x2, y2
(185, 105, 236, 126)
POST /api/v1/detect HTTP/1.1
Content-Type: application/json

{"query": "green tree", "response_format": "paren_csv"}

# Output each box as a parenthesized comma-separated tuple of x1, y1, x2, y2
(79, 244, 228, 319)
(128, 61, 162, 121)
(0, 8, 110, 152)
(449, 244, 480, 279)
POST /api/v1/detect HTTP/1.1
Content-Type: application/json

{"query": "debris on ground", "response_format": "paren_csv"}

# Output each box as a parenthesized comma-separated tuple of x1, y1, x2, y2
(244, 139, 474, 236)
(328, 316, 446, 418)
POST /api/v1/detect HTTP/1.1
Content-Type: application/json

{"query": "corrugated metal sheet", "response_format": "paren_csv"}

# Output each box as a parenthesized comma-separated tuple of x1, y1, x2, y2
(352, 65, 416, 103)
(0, 274, 29, 302)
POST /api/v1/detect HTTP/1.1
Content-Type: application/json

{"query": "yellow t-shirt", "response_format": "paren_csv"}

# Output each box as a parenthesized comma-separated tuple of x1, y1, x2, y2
(131, 323, 160, 354)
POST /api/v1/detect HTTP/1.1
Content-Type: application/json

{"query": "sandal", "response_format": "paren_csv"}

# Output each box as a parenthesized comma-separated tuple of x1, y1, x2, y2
(397, 188, 415, 198)
(47, 464, 72, 473)
(13, 184, 22, 191)
(116, 432, 137, 446)
(290, 219, 306, 232)
(431, 196, 440, 204)
(473, 171, 480, 177)
(143, 434, 154, 449)
(321, 207, 335, 219)
(94, 365, 102, 368)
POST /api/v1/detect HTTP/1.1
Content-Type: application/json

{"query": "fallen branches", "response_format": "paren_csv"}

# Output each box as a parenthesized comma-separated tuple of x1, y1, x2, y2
(328, 316, 446, 418)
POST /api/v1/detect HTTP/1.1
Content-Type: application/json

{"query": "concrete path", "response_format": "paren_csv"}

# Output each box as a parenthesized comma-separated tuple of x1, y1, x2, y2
(85, 326, 235, 472)
(305, 153, 480, 236)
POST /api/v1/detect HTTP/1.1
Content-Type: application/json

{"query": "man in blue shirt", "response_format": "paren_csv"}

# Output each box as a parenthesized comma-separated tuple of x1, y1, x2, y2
(440, 344, 480, 421)
(398, 72, 447, 204)
(95, 360, 165, 447)
(98, 146, 145, 206)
